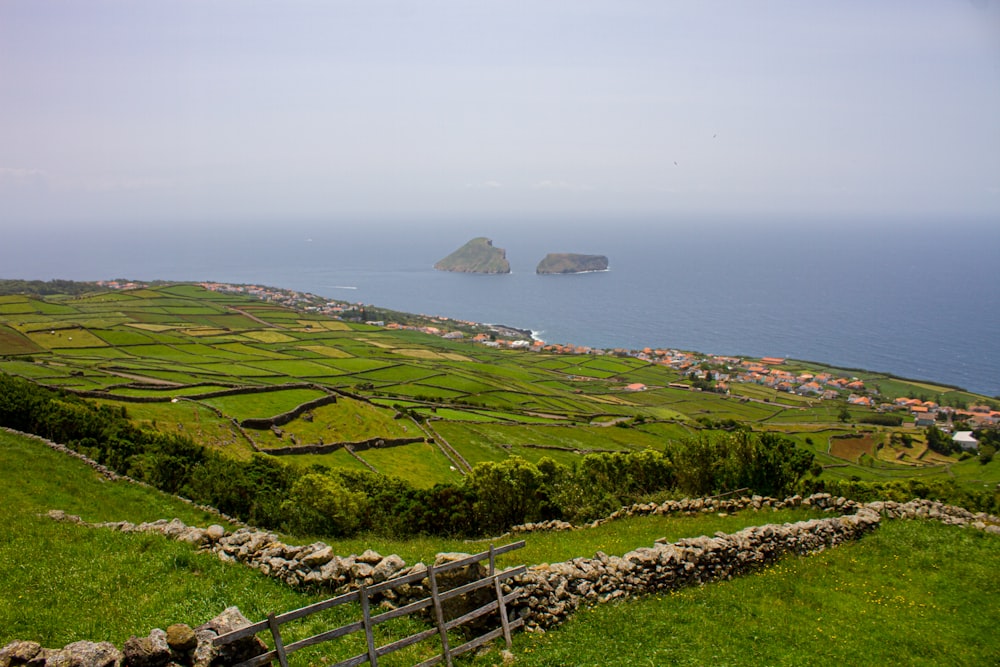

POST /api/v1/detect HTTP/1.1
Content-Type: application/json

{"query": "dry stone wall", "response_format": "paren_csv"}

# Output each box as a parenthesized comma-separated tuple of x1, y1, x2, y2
(18, 493, 999, 667)
(43, 493, 1000, 636)
(0, 608, 266, 667)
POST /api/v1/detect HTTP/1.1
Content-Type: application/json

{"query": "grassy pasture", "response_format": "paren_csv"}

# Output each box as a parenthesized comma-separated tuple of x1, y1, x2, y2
(0, 325, 44, 355)
(211, 342, 295, 359)
(1, 282, 989, 493)
(478, 520, 1000, 666)
(104, 400, 253, 458)
(276, 448, 374, 473)
(107, 384, 234, 398)
(295, 344, 353, 358)
(316, 357, 394, 374)
(383, 383, 464, 400)
(0, 431, 435, 665)
(829, 434, 875, 461)
(240, 359, 343, 377)
(353, 441, 463, 488)
(0, 360, 69, 379)
(201, 388, 328, 421)
(3, 428, 998, 665)
(250, 398, 411, 447)
(434, 422, 665, 466)
(415, 374, 504, 395)
(0, 300, 38, 315)
(26, 328, 108, 350)
(351, 364, 440, 384)
(90, 328, 157, 345)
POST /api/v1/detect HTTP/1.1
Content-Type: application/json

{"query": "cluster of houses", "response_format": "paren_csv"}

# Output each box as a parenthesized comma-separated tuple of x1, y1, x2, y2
(892, 397, 1000, 428)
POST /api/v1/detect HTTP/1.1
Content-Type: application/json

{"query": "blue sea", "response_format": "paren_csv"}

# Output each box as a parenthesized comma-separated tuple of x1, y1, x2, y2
(4, 221, 999, 397)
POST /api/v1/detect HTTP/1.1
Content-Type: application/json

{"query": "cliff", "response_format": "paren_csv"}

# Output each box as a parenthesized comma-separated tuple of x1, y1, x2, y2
(434, 237, 511, 274)
(536, 253, 609, 274)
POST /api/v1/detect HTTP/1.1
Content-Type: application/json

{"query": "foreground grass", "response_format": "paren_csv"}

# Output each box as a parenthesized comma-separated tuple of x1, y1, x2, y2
(471, 520, 1000, 667)
(4, 429, 999, 665)
(0, 430, 436, 664)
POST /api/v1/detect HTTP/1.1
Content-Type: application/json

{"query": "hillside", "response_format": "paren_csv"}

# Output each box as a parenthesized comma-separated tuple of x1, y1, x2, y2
(434, 237, 511, 273)
(536, 253, 609, 274)
(2, 429, 998, 665)
(0, 280, 996, 504)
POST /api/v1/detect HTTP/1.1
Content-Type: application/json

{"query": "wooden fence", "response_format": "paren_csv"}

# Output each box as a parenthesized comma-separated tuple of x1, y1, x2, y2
(214, 541, 526, 667)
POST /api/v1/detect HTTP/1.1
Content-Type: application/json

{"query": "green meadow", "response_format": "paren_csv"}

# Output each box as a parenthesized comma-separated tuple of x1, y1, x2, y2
(2, 428, 997, 665)
(0, 282, 996, 492)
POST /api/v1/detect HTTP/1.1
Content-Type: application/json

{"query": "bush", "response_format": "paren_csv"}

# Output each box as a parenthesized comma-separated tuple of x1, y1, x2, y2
(280, 472, 368, 537)
(859, 414, 903, 426)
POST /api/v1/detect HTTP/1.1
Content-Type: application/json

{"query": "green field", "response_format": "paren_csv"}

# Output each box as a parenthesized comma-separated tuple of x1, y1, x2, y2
(0, 282, 996, 491)
(2, 429, 998, 665)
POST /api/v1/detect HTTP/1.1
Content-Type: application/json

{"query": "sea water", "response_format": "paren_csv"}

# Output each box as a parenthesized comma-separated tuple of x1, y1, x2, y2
(3, 222, 998, 396)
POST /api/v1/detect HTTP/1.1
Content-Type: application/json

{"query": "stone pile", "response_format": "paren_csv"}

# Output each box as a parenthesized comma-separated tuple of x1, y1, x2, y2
(0, 608, 265, 667)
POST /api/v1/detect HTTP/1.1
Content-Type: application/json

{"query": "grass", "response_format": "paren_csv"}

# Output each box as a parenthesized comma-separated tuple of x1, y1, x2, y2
(1, 282, 994, 493)
(0, 430, 438, 665)
(4, 428, 999, 665)
(251, 398, 413, 448)
(354, 441, 465, 489)
(470, 520, 1000, 667)
(201, 388, 328, 421)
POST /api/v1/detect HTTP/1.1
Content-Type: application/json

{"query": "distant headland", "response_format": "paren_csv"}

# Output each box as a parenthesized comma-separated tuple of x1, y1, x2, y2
(536, 253, 609, 275)
(434, 237, 511, 274)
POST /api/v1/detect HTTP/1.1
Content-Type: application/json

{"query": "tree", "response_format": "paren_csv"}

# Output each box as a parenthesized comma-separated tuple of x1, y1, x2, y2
(280, 472, 368, 537)
(465, 457, 545, 534)
(925, 425, 953, 455)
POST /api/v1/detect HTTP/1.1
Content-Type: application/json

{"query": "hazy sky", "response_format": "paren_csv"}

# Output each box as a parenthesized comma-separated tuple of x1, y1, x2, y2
(2, 1, 998, 232)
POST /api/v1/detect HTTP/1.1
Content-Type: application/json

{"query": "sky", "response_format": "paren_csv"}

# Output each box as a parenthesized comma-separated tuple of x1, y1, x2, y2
(1, 0, 999, 233)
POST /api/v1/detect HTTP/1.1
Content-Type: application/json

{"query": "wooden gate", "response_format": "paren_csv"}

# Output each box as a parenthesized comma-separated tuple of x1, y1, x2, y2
(214, 541, 526, 667)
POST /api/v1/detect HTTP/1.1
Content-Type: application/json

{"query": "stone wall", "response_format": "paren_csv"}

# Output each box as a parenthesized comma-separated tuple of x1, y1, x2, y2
(24, 493, 1000, 664)
(0, 608, 266, 667)
(239, 393, 338, 430)
(262, 435, 427, 456)
(507, 509, 881, 629)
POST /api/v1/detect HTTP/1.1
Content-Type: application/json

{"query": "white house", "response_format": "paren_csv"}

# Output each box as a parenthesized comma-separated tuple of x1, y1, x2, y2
(953, 431, 979, 452)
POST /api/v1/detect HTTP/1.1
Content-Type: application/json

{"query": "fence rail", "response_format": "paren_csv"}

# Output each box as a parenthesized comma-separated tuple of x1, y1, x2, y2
(215, 541, 526, 667)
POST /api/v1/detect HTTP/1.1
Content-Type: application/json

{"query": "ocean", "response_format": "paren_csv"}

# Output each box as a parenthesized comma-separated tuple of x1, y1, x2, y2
(4, 221, 999, 397)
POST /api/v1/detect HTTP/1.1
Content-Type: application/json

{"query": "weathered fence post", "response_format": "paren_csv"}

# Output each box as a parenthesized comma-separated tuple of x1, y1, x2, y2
(359, 584, 378, 666)
(266, 613, 289, 667)
(427, 566, 453, 667)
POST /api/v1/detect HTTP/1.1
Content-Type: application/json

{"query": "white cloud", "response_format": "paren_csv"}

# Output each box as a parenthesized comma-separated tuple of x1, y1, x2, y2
(0, 167, 45, 181)
(531, 180, 588, 191)
(464, 180, 503, 189)
(85, 177, 173, 193)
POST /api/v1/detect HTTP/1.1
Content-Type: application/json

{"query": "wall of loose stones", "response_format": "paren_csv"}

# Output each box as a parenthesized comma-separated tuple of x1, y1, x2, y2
(11, 490, 999, 667)
(43, 494, 1000, 630)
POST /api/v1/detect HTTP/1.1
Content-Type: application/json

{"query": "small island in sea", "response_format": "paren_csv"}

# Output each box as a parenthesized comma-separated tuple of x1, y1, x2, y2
(434, 237, 511, 274)
(536, 253, 609, 274)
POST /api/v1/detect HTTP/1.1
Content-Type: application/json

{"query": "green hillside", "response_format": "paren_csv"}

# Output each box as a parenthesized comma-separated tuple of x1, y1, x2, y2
(2, 428, 998, 665)
(0, 280, 996, 503)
